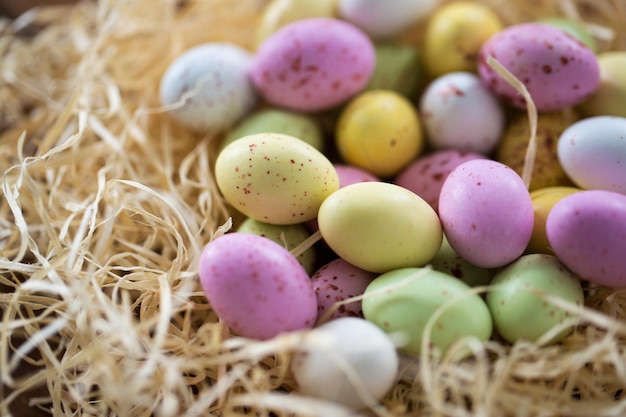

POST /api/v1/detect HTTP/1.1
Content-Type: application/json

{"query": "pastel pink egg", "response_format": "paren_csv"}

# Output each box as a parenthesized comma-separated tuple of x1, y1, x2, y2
(334, 164, 380, 187)
(547, 190, 626, 287)
(478, 23, 600, 111)
(311, 258, 377, 321)
(438, 159, 534, 268)
(251, 18, 375, 112)
(394, 149, 485, 212)
(198, 233, 318, 339)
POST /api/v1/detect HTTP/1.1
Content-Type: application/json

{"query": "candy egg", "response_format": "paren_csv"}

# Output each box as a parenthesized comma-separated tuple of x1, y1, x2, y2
(337, 0, 438, 39)
(430, 234, 495, 288)
(557, 116, 626, 194)
(215, 133, 339, 225)
(478, 23, 600, 111)
(527, 186, 581, 255)
(334, 164, 380, 187)
(423, 1, 503, 77)
(419, 72, 505, 154)
(495, 111, 578, 191)
(250, 18, 375, 112)
(394, 149, 485, 212)
(487, 254, 583, 344)
(311, 258, 377, 321)
(578, 52, 626, 118)
(291, 317, 399, 409)
(438, 159, 534, 268)
(362, 267, 493, 355)
(254, 0, 336, 47)
(221, 109, 324, 151)
(159, 43, 257, 133)
(546, 190, 626, 287)
(365, 43, 424, 97)
(236, 217, 316, 274)
(336, 90, 423, 178)
(198, 233, 317, 340)
(318, 182, 442, 273)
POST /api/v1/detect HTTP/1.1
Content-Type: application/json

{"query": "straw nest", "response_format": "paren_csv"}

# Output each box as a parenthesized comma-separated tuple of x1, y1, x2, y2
(1, 0, 625, 416)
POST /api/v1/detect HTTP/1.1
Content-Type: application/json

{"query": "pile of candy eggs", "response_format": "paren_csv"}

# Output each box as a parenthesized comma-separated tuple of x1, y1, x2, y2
(159, 0, 626, 409)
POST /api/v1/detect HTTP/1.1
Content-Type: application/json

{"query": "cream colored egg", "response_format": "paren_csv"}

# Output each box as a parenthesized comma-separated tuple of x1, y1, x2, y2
(216, 133, 339, 225)
(318, 182, 442, 273)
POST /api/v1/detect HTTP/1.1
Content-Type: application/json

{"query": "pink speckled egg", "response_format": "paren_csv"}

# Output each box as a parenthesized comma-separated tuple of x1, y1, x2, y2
(334, 164, 380, 187)
(394, 149, 486, 212)
(198, 233, 318, 340)
(478, 23, 600, 111)
(438, 159, 534, 268)
(311, 258, 377, 321)
(250, 18, 375, 112)
(547, 190, 626, 287)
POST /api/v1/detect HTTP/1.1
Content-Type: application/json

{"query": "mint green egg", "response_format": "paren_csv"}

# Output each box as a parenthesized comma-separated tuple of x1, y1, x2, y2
(539, 17, 597, 52)
(236, 217, 316, 274)
(221, 109, 324, 151)
(486, 254, 584, 345)
(430, 234, 495, 287)
(362, 267, 492, 356)
(365, 43, 424, 97)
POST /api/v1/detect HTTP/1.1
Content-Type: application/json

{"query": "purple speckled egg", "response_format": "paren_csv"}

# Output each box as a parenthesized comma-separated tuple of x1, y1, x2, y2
(334, 163, 380, 187)
(251, 18, 375, 112)
(311, 258, 377, 321)
(478, 23, 600, 111)
(198, 233, 318, 339)
(547, 190, 626, 287)
(438, 159, 534, 268)
(394, 149, 486, 212)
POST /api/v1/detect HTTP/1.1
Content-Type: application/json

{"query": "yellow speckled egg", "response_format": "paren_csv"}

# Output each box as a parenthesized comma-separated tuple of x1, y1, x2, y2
(254, 0, 337, 47)
(496, 111, 578, 191)
(526, 186, 581, 255)
(336, 90, 423, 178)
(578, 52, 626, 118)
(318, 182, 443, 273)
(423, 1, 503, 78)
(215, 133, 339, 225)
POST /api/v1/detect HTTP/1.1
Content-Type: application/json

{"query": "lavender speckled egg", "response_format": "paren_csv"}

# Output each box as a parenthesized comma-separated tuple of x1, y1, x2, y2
(394, 149, 485, 212)
(478, 23, 600, 111)
(311, 258, 377, 321)
(251, 18, 375, 112)
(438, 159, 534, 268)
(546, 190, 626, 287)
(159, 43, 257, 133)
(198, 233, 318, 340)
(334, 164, 380, 187)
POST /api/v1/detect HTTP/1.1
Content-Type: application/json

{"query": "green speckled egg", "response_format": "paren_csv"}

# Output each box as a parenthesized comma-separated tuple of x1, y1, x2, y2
(486, 254, 584, 344)
(221, 109, 324, 151)
(362, 267, 493, 356)
(318, 182, 442, 273)
(216, 133, 339, 225)
(365, 43, 423, 98)
(429, 234, 495, 287)
(237, 217, 316, 274)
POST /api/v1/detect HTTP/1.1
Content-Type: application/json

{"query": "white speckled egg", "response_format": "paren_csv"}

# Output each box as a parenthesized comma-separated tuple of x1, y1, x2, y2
(420, 72, 505, 154)
(216, 133, 339, 225)
(557, 116, 626, 194)
(338, 0, 438, 39)
(159, 43, 257, 133)
(291, 317, 399, 409)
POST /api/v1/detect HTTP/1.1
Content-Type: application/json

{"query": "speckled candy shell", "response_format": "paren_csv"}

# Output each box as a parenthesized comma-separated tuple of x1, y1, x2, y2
(198, 233, 318, 340)
(250, 18, 375, 112)
(478, 23, 600, 111)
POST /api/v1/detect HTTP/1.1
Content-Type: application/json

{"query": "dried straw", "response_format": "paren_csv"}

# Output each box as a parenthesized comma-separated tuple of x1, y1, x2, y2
(0, 0, 625, 416)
